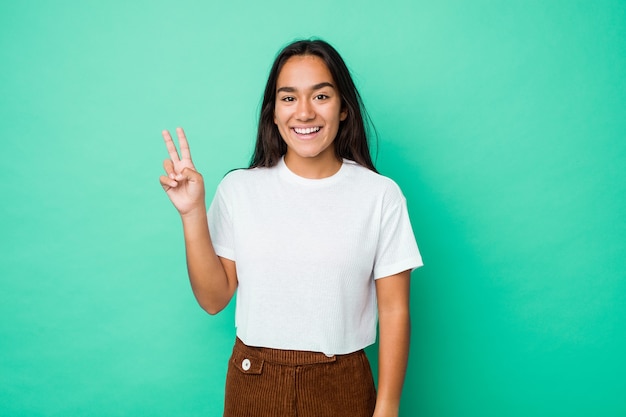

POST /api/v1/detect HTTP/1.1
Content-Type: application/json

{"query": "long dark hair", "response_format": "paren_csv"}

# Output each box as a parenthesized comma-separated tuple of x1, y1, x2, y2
(249, 39, 378, 172)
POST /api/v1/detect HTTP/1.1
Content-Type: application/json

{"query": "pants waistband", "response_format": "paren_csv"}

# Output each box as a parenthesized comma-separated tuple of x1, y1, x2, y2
(232, 337, 363, 366)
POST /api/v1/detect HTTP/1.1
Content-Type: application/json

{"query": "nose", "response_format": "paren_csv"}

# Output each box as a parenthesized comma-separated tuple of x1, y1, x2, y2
(295, 99, 315, 121)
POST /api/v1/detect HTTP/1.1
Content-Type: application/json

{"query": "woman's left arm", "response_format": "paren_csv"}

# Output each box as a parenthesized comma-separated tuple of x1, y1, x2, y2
(372, 269, 412, 417)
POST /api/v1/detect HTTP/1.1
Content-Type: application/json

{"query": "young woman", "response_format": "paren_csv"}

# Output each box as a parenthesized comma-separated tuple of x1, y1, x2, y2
(160, 39, 422, 417)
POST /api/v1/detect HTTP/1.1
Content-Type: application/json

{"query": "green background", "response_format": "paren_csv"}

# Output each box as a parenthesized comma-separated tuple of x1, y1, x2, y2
(1, 0, 625, 416)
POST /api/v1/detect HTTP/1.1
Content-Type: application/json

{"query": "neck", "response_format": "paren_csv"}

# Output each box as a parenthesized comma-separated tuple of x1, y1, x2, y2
(284, 152, 342, 179)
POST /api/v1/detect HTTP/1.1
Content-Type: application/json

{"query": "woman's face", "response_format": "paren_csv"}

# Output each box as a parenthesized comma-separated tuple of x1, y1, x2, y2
(274, 54, 347, 177)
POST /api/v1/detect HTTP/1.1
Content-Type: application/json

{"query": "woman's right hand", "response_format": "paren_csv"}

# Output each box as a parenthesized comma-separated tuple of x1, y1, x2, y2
(159, 127, 206, 216)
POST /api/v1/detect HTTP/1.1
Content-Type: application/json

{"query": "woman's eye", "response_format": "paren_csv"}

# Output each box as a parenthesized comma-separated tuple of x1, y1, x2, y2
(281, 96, 295, 102)
(315, 94, 329, 100)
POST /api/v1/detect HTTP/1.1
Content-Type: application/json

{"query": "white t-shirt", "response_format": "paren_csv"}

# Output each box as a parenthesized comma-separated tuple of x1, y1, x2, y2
(207, 157, 422, 355)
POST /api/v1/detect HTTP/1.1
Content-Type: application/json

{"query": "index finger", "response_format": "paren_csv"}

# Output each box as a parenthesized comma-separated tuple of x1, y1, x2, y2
(162, 129, 180, 162)
(176, 127, 192, 161)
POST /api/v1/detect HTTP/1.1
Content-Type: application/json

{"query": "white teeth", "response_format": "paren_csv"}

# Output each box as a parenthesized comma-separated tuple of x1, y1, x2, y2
(294, 127, 320, 135)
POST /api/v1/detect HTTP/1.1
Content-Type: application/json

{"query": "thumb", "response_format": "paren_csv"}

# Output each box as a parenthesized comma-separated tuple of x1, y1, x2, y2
(178, 167, 204, 183)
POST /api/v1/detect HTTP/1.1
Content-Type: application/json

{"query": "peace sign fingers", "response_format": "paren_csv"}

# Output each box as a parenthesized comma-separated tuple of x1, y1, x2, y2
(159, 127, 205, 215)
(162, 127, 196, 171)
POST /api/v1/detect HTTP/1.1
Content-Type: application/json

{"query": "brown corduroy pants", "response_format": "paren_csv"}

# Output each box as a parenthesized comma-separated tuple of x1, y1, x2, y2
(223, 338, 377, 417)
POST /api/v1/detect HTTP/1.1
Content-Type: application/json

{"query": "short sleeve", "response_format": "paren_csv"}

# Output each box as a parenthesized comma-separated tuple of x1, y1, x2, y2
(207, 182, 236, 261)
(373, 186, 423, 279)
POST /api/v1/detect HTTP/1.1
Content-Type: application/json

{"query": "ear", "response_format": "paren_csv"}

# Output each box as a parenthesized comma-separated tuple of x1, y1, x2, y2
(340, 108, 348, 121)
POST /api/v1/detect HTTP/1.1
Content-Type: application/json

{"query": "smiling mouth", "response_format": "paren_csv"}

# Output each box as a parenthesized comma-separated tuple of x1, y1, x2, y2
(293, 126, 321, 135)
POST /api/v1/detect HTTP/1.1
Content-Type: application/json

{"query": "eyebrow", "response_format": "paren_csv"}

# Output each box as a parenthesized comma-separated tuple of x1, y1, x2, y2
(276, 82, 335, 94)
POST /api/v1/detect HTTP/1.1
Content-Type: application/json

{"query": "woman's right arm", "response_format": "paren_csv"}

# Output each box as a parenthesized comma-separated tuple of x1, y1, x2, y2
(159, 127, 238, 315)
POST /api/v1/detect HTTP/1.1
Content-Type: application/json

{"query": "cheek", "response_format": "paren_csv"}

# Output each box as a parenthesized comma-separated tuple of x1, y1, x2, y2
(274, 108, 286, 125)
